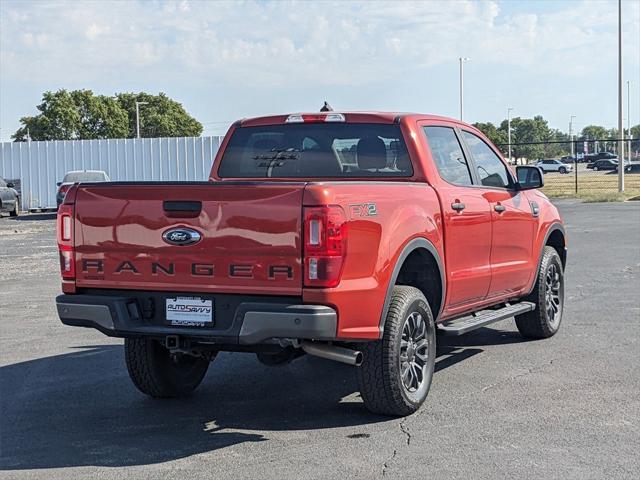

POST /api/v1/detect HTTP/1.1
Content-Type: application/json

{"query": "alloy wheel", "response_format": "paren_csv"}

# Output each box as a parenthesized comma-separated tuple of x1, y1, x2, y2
(544, 263, 562, 328)
(399, 311, 429, 392)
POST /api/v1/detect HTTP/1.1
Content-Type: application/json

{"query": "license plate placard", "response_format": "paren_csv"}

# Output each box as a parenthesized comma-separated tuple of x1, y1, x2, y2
(166, 297, 213, 327)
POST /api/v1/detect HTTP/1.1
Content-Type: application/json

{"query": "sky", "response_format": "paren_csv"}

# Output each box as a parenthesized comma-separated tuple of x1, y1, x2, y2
(1, 0, 639, 142)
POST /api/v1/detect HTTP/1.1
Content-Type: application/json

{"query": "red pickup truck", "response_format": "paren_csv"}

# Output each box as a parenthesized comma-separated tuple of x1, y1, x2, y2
(56, 112, 566, 416)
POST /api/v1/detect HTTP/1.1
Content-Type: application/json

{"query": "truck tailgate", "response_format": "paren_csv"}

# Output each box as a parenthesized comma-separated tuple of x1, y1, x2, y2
(73, 182, 304, 295)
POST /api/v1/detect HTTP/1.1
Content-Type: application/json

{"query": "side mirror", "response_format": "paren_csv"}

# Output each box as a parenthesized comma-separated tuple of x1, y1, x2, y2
(56, 182, 62, 187)
(516, 166, 544, 190)
(6, 182, 14, 188)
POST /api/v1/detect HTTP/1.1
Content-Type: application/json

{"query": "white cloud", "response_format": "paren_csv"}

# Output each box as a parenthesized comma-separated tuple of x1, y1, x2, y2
(0, 0, 638, 139)
(1, 0, 637, 86)
(85, 22, 109, 40)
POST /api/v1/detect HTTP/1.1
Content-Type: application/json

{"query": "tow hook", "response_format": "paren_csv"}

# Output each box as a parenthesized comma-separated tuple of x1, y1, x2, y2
(165, 335, 180, 350)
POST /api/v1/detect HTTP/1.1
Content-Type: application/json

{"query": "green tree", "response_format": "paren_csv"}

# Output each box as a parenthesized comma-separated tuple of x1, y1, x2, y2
(473, 122, 507, 154)
(631, 124, 640, 155)
(580, 125, 608, 141)
(71, 90, 129, 139)
(545, 128, 571, 158)
(497, 115, 554, 162)
(12, 89, 128, 141)
(13, 90, 82, 141)
(13, 89, 202, 141)
(115, 92, 203, 138)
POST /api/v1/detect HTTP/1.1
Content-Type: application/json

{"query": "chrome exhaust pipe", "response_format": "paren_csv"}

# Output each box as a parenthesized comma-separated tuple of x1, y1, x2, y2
(300, 342, 363, 366)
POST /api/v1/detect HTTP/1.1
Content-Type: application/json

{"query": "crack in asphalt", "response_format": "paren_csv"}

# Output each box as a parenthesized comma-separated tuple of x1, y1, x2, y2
(481, 340, 636, 393)
(381, 448, 397, 477)
(382, 417, 412, 476)
(399, 418, 411, 446)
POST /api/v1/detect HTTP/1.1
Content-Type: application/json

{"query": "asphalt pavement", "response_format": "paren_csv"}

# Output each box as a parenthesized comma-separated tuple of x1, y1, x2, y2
(0, 201, 639, 479)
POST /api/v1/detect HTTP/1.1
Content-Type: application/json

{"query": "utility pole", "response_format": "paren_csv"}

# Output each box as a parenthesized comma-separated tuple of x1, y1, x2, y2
(507, 107, 514, 164)
(569, 115, 576, 160)
(618, 0, 624, 192)
(459, 57, 470, 121)
(627, 80, 631, 164)
(136, 101, 149, 139)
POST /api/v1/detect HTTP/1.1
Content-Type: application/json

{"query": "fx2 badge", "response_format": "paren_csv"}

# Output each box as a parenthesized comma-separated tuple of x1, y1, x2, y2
(349, 203, 378, 218)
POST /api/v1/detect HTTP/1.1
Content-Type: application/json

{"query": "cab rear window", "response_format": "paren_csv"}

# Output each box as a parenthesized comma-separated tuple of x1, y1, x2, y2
(217, 123, 413, 178)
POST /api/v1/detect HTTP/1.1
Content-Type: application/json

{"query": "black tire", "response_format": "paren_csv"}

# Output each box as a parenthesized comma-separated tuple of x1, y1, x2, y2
(124, 337, 211, 398)
(9, 198, 19, 217)
(559, 167, 566, 174)
(515, 246, 564, 339)
(593, 166, 598, 171)
(357, 286, 436, 416)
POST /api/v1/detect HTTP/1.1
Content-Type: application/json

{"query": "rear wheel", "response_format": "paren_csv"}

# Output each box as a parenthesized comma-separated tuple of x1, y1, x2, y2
(515, 246, 564, 339)
(124, 337, 211, 397)
(357, 286, 436, 416)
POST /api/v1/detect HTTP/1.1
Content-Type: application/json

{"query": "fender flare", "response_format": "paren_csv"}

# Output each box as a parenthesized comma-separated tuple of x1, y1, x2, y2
(527, 222, 566, 295)
(378, 237, 445, 336)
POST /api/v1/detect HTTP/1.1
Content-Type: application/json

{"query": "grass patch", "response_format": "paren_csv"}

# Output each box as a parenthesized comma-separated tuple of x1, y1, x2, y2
(541, 170, 640, 202)
(578, 191, 640, 203)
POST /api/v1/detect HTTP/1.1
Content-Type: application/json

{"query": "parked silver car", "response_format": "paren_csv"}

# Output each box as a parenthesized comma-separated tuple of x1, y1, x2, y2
(0, 177, 19, 217)
(535, 159, 573, 174)
(57, 170, 110, 207)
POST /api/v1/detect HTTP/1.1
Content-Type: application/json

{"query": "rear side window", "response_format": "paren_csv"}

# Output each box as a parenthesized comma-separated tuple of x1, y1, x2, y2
(462, 131, 513, 188)
(217, 123, 413, 178)
(423, 126, 473, 186)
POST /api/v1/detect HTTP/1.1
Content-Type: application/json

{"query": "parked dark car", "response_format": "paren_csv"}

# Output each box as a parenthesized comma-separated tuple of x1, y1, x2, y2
(585, 152, 617, 163)
(0, 177, 19, 217)
(57, 170, 110, 207)
(587, 159, 619, 171)
(561, 154, 586, 163)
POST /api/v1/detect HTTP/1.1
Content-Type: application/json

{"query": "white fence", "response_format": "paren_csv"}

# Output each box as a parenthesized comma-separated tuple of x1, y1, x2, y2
(0, 136, 224, 210)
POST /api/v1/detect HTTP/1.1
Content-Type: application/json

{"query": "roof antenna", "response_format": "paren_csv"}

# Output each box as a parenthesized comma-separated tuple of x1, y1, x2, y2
(320, 101, 333, 112)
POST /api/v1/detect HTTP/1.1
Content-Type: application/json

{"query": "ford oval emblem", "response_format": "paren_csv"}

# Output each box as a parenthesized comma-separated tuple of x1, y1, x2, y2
(162, 227, 202, 246)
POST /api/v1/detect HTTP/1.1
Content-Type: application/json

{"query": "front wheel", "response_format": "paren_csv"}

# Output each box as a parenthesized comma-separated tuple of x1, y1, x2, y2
(515, 246, 564, 339)
(9, 198, 19, 217)
(357, 286, 436, 416)
(559, 167, 566, 174)
(124, 337, 211, 397)
(593, 166, 598, 171)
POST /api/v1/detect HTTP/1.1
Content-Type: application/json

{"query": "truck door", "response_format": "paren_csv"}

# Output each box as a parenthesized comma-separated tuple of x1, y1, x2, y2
(421, 125, 492, 311)
(459, 130, 535, 299)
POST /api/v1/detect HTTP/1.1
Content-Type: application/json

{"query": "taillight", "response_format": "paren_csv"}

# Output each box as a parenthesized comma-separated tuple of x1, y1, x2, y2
(58, 184, 71, 196)
(57, 204, 75, 280)
(304, 206, 347, 288)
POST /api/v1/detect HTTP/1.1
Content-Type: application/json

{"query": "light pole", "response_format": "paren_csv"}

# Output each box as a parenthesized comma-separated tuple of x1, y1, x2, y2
(136, 101, 148, 139)
(617, 0, 624, 192)
(627, 80, 631, 164)
(507, 107, 514, 164)
(459, 57, 470, 121)
(569, 115, 576, 160)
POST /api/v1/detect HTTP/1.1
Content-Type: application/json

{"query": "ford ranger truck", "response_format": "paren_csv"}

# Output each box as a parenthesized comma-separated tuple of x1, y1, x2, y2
(56, 112, 567, 416)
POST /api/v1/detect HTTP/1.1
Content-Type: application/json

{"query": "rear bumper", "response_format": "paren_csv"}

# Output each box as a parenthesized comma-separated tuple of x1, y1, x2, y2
(56, 294, 337, 345)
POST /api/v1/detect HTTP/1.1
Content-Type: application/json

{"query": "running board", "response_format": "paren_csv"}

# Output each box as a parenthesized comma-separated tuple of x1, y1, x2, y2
(439, 302, 536, 336)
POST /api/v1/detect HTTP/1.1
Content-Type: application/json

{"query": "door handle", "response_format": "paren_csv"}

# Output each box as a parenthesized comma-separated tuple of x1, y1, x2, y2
(494, 204, 506, 213)
(451, 202, 466, 212)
